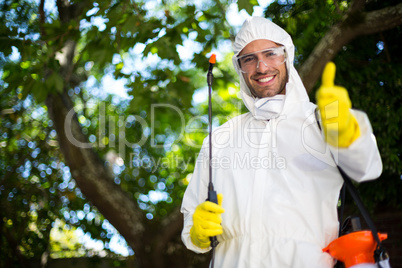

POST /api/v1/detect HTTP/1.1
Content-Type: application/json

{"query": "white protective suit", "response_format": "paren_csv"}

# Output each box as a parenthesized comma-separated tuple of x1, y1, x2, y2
(181, 17, 382, 267)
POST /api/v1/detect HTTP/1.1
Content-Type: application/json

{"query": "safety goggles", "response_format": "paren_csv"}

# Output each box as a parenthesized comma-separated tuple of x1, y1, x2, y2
(237, 46, 286, 73)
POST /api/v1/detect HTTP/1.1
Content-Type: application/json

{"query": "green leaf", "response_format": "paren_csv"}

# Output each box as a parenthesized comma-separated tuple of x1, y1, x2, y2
(238, 0, 258, 15)
(46, 72, 64, 93)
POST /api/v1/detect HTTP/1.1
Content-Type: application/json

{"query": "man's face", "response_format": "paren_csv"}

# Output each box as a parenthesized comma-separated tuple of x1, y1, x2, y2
(239, 39, 288, 98)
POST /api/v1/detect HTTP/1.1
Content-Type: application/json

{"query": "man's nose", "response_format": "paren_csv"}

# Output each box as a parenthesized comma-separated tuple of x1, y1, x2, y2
(256, 60, 269, 73)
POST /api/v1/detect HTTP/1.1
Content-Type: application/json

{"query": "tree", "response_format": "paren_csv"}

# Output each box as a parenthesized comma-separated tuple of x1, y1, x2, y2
(1, 0, 401, 267)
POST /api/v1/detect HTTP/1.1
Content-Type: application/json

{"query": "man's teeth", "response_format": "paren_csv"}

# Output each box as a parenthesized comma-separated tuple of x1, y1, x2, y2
(258, 76, 274, 83)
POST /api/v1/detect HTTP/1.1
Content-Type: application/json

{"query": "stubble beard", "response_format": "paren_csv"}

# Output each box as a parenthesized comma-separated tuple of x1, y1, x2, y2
(247, 70, 288, 98)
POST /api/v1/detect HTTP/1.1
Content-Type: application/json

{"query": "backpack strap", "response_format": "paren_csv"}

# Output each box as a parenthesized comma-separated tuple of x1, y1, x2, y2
(314, 108, 388, 266)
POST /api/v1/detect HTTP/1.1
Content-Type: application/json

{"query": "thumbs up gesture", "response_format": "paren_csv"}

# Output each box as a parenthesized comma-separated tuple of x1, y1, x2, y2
(316, 62, 361, 148)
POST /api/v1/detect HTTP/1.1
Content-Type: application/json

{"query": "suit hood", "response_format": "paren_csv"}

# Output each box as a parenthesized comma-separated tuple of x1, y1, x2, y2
(232, 17, 309, 120)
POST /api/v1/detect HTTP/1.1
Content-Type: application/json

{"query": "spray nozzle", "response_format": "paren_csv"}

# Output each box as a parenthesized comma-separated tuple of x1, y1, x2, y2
(209, 54, 216, 65)
(208, 54, 216, 86)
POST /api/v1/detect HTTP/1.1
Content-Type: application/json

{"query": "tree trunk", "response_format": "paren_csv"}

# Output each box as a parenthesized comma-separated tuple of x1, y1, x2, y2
(44, 0, 153, 265)
(46, 92, 148, 253)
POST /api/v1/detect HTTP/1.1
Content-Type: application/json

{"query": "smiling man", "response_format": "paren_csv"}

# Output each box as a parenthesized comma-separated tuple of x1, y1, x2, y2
(237, 39, 288, 98)
(181, 17, 382, 267)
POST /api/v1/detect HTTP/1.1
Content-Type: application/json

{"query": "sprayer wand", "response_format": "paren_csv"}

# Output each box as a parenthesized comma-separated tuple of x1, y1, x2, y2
(207, 54, 219, 267)
(207, 54, 218, 205)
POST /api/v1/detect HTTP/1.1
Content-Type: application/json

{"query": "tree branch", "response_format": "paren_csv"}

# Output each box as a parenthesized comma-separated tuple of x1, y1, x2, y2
(159, 207, 183, 247)
(379, 32, 391, 63)
(353, 3, 402, 35)
(299, 3, 402, 93)
(298, 23, 354, 93)
(39, 0, 46, 38)
(56, 0, 70, 23)
(152, 208, 183, 268)
(348, 0, 366, 13)
(0, 219, 30, 268)
(333, 0, 342, 15)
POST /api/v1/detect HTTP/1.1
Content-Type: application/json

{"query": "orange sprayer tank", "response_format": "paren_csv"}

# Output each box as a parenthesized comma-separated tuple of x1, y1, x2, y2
(323, 231, 387, 268)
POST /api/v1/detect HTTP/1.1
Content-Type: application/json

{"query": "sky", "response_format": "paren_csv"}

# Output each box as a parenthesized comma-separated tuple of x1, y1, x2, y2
(101, 0, 273, 102)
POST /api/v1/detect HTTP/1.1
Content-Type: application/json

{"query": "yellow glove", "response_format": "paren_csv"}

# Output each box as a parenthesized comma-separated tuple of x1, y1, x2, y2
(316, 62, 361, 148)
(190, 193, 224, 249)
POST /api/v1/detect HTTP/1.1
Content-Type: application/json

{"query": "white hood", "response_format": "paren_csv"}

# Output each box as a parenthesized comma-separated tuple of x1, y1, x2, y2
(232, 16, 309, 120)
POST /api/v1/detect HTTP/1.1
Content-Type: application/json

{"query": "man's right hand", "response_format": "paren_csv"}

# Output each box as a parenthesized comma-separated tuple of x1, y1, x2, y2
(316, 62, 361, 148)
(190, 193, 224, 249)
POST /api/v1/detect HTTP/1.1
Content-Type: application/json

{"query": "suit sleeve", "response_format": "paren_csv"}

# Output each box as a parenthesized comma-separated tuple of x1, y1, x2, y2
(328, 109, 382, 182)
(180, 142, 211, 253)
